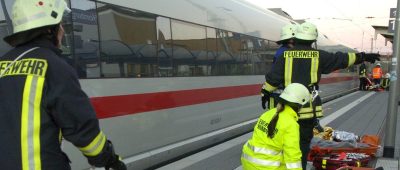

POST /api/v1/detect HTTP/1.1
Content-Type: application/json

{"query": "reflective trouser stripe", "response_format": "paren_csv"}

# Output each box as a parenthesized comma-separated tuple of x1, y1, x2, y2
(348, 53, 356, 67)
(247, 142, 281, 155)
(269, 97, 274, 109)
(284, 56, 293, 86)
(310, 56, 319, 84)
(298, 112, 323, 119)
(242, 153, 280, 167)
(298, 106, 323, 119)
(21, 75, 45, 170)
(79, 131, 106, 156)
(286, 162, 302, 169)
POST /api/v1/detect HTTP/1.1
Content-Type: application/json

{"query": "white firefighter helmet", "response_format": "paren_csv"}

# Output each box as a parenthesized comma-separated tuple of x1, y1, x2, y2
(277, 24, 296, 44)
(376, 62, 381, 66)
(4, 0, 71, 44)
(295, 22, 318, 41)
(279, 83, 310, 105)
(385, 73, 391, 78)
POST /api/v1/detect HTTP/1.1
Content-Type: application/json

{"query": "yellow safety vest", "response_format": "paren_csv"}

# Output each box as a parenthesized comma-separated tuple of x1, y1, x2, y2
(241, 105, 302, 170)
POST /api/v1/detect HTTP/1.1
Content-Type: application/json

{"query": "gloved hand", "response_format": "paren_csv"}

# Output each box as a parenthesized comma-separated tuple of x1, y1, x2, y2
(261, 87, 271, 110)
(357, 52, 380, 64)
(86, 140, 127, 170)
(314, 119, 324, 133)
(105, 155, 127, 170)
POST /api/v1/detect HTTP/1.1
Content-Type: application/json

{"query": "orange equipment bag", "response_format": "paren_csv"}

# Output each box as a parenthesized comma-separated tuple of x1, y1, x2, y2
(312, 153, 370, 170)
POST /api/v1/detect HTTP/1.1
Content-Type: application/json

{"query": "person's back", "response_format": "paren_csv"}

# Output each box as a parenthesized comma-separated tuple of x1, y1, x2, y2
(372, 64, 382, 87)
(0, 0, 126, 169)
(372, 64, 382, 79)
(242, 106, 300, 170)
(358, 62, 368, 90)
(0, 39, 87, 169)
(261, 22, 380, 169)
(242, 83, 310, 170)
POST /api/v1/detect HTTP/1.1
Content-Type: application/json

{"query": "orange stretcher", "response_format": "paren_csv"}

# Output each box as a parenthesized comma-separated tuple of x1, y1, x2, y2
(308, 135, 380, 161)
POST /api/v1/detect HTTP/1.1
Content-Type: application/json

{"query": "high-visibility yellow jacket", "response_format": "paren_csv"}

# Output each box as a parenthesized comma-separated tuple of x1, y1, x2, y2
(241, 105, 302, 170)
(263, 45, 362, 119)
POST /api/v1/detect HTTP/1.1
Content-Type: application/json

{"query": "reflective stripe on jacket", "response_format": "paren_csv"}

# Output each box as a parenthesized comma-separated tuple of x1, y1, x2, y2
(0, 39, 107, 169)
(241, 105, 302, 170)
(359, 63, 367, 77)
(264, 44, 360, 119)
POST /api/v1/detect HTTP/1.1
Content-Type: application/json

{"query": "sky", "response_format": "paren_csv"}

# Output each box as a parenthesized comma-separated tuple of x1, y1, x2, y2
(244, 0, 396, 55)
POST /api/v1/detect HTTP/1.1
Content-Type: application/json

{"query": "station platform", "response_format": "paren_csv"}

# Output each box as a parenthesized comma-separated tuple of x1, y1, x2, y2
(156, 91, 400, 170)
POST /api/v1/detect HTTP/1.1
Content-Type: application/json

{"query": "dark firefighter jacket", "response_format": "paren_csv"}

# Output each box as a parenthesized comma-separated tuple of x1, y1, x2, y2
(0, 39, 107, 170)
(359, 63, 367, 78)
(264, 44, 360, 120)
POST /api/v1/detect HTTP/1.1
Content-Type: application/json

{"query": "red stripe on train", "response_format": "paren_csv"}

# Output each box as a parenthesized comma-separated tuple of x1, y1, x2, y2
(91, 76, 357, 119)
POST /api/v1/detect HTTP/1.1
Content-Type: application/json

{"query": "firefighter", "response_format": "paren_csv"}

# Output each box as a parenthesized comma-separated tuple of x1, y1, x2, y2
(0, 0, 126, 169)
(372, 63, 383, 88)
(242, 83, 310, 170)
(381, 73, 391, 91)
(260, 22, 380, 169)
(273, 24, 296, 64)
(358, 61, 368, 90)
(267, 24, 297, 109)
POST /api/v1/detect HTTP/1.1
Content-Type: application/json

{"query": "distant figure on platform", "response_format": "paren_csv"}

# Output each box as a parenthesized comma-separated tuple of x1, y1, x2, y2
(242, 83, 310, 170)
(381, 73, 391, 91)
(358, 61, 368, 90)
(372, 63, 383, 87)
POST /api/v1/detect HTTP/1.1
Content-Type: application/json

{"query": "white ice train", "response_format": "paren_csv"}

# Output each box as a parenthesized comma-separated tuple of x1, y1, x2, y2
(0, 0, 359, 169)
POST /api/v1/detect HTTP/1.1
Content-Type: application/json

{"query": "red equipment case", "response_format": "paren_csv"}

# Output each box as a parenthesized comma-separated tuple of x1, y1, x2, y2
(312, 154, 371, 170)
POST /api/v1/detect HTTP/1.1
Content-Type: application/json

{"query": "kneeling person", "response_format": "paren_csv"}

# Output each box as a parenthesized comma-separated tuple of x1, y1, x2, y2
(242, 83, 310, 170)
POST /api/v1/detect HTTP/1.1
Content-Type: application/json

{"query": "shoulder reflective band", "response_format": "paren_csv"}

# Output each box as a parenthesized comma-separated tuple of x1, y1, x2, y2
(322, 159, 327, 169)
(242, 153, 281, 167)
(79, 131, 106, 156)
(310, 55, 319, 84)
(286, 162, 302, 169)
(348, 53, 356, 67)
(21, 75, 45, 170)
(247, 142, 282, 156)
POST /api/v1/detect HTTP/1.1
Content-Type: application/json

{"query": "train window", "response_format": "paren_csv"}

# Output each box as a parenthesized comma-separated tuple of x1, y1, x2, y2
(97, 3, 157, 78)
(254, 39, 270, 74)
(171, 20, 207, 76)
(0, 1, 13, 57)
(71, 0, 100, 78)
(157, 17, 173, 77)
(57, 0, 74, 70)
(214, 30, 241, 75)
(205, 28, 217, 76)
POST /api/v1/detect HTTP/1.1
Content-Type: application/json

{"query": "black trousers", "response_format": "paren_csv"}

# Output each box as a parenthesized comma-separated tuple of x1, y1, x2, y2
(298, 119, 315, 170)
(359, 77, 368, 90)
(373, 78, 381, 86)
